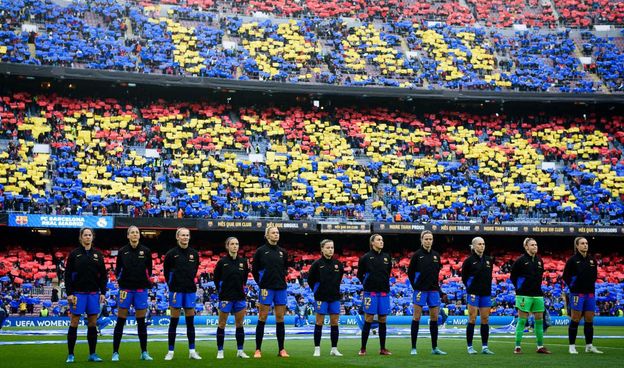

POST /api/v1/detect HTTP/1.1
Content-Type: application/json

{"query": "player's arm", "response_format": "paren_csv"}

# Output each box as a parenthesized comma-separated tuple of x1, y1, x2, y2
(244, 258, 250, 280)
(407, 252, 418, 286)
(282, 247, 290, 270)
(562, 258, 574, 287)
(338, 260, 345, 281)
(97, 251, 107, 296)
(213, 259, 223, 291)
(163, 250, 173, 285)
(192, 250, 200, 279)
(356, 254, 367, 282)
(509, 258, 520, 288)
(64, 252, 75, 298)
(460, 257, 470, 286)
(145, 248, 153, 281)
(307, 261, 319, 290)
(251, 249, 261, 284)
(114, 249, 123, 280)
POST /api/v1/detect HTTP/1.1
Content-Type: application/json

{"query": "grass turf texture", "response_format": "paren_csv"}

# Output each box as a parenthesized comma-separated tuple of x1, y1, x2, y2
(0, 326, 623, 367)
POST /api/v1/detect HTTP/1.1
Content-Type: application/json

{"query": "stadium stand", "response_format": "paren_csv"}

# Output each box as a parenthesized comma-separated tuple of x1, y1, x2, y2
(1, 90, 623, 223)
(465, 0, 557, 28)
(1, 0, 624, 92)
(553, 0, 624, 28)
(579, 32, 624, 92)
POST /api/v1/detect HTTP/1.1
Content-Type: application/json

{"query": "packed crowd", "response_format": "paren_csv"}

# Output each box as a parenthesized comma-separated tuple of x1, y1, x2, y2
(136, 0, 624, 27)
(0, 0, 623, 92)
(1, 91, 623, 224)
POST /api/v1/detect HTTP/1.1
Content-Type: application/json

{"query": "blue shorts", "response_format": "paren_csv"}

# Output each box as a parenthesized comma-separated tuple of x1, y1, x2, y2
(259, 289, 287, 306)
(467, 294, 491, 308)
(169, 292, 196, 309)
(363, 292, 390, 316)
(219, 300, 246, 314)
(315, 300, 341, 315)
(70, 293, 100, 316)
(570, 293, 596, 312)
(413, 290, 441, 307)
(118, 289, 149, 310)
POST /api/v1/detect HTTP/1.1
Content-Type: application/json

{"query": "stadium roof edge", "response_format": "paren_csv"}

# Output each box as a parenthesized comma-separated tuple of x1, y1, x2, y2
(2, 63, 623, 104)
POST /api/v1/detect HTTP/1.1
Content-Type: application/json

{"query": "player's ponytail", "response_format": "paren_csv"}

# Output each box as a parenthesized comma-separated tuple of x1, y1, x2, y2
(522, 237, 535, 248)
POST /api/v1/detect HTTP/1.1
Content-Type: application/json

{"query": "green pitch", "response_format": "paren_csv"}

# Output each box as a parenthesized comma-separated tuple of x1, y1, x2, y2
(1, 326, 623, 368)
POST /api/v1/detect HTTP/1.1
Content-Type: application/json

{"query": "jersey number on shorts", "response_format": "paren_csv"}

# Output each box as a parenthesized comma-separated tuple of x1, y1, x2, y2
(416, 292, 422, 302)
(261, 289, 268, 297)
(119, 290, 127, 302)
(364, 297, 372, 309)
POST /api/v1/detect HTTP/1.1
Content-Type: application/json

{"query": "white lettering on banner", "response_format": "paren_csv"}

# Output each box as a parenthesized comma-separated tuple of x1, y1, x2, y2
(10, 215, 113, 228)
(43, 219, 84, 227)
(440, 225, 471, 232)
(7, 319, 88, 327)
(35, 320, 72, 327)
(40, 216, 86, 227)
(596, 228, 617, 233)
(198, 318, 254, 325)
(578, 227, 615, 234)
(15, 321, 35, 327)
